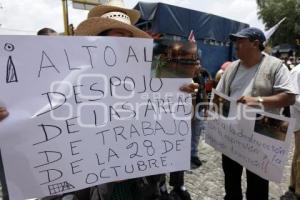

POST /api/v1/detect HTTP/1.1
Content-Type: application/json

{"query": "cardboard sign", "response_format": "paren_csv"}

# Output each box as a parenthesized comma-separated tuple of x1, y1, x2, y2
(206, 89, 295, 182)
(0, 36, 192, 199)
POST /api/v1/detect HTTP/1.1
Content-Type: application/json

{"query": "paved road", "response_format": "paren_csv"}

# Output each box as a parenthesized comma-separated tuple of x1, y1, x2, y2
(184, 139, 292, 200)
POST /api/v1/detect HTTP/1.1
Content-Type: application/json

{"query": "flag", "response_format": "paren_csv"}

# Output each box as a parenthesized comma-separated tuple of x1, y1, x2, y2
(188, 30, 196, 42)
(264, 17, 286, 45)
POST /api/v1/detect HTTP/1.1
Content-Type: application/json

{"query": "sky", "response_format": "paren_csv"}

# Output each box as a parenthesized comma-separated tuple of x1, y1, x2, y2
(0, 0, 265, 35)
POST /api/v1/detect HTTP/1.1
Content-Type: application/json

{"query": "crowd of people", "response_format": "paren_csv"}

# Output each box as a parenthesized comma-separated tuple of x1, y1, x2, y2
(0, 0, 300, 200)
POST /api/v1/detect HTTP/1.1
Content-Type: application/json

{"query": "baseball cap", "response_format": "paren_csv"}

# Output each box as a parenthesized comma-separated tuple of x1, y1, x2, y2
(229, 27, 266, 44)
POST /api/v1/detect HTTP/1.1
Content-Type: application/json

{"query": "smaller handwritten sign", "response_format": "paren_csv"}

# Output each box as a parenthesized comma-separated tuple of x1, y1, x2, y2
(205, 89, 295, 182)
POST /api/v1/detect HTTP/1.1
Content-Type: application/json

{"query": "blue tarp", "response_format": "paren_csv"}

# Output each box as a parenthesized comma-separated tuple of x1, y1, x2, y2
(134, 2, 249, 76)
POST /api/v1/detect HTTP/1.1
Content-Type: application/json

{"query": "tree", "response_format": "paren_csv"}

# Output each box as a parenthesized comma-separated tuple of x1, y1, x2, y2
(256, 0, 300, 47)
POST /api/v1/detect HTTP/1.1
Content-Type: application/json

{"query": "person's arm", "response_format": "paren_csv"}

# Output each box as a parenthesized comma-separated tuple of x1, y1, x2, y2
(179, 61, 200, 94)
(180, 83, 199, 93)
(0, 107, 9, 121)
(291, 67, 300, 110)
(237, 93, 295, 108)
(237, 63, 296, 108)
(294, 95, 300, 111)
(215, 71, 226, 93)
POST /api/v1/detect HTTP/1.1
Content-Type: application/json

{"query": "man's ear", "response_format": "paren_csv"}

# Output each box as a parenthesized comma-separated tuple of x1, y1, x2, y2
(253, 39, 260, 49)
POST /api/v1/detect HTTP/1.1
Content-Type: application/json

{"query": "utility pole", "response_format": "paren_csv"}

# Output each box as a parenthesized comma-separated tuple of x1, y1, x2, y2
(63, 0, 105, 35)
(62, 0, 70, 35)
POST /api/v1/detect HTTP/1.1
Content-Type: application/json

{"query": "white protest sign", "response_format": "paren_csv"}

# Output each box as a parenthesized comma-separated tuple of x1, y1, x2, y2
(206, 89, 295, 182)
(0, 36, 192, 200)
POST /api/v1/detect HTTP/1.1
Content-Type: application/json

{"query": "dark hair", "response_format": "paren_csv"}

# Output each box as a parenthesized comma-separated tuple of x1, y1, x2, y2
(258, 43, 265, 51)
(97, 29, 133, 37)
(249, 37, 265, 51)
(37, 28, 57, 35)
(97, 30, 111, 36)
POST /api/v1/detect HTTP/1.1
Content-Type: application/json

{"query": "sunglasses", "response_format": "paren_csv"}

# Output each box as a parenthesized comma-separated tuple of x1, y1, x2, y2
(168, 58, 200, 65)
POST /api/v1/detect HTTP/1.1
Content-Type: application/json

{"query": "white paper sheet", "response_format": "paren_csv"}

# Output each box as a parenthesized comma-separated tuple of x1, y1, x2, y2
(0, 36, 193, 199)
(206, 89, 295, 182)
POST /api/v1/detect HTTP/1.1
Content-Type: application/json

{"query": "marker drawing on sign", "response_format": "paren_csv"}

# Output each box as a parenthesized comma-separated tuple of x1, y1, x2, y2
(6, 56, 18, 83)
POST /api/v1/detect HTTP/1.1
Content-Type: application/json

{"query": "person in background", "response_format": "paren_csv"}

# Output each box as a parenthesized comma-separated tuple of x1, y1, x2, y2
(37, 27, 58, 36)
(214, 61, 231, 85)
(191, 65, 210, 168)
(281, 63, 300, 200)
(216, 27, 296, 200)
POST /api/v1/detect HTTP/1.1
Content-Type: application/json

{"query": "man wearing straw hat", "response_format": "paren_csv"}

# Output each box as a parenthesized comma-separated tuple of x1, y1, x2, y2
(0, 1, 197, 199)
(76, 0, 197, 200)
(75, 0, 150, 38)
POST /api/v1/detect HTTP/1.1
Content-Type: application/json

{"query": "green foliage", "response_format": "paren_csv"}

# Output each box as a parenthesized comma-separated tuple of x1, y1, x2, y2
(256, 0, 300, 46)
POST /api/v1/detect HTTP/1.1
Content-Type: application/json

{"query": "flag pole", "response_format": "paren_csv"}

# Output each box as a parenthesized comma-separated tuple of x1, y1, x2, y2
(264, 17, 286, 45)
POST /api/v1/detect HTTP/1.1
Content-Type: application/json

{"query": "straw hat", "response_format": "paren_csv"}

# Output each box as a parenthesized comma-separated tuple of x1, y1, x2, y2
(75, 0, 150, 38)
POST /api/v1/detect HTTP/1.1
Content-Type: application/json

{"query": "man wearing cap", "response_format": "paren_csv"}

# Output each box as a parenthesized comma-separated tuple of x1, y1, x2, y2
(216, 27, 296, 200)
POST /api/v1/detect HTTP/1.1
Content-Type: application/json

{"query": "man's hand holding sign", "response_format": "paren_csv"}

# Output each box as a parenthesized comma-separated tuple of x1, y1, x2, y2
(0, 107, 8, 121)
(206, 27, 296, 200)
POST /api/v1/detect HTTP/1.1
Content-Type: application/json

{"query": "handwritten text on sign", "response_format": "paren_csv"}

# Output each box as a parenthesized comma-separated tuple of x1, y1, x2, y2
(0, 36, 192, 199)
(205, 90, 295, 182)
